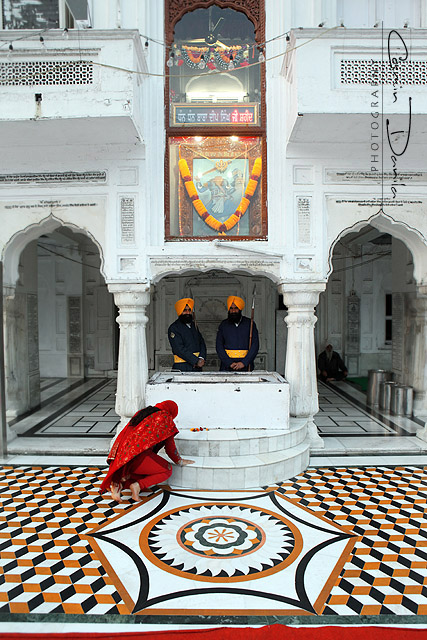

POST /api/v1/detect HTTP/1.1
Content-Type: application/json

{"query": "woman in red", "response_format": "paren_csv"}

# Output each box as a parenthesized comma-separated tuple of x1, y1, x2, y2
(100, 400, 193, 503)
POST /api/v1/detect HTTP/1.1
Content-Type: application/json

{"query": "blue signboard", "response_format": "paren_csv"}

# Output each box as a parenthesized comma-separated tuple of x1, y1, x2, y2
(172, 103, 259, 126)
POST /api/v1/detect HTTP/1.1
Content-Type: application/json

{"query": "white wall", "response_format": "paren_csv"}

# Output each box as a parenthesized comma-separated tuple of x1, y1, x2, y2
(7, 240, 40, 414)
(38, 232, 83, 377)
(282, 0, 425, 29)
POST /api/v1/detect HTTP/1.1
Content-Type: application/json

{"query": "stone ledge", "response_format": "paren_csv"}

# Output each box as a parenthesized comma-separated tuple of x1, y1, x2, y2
(171, 441, 310, 489)
(176, 418, 309, 457)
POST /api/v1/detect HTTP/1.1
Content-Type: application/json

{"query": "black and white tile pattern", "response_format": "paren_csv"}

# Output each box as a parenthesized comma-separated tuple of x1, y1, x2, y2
(316, 383, 418, 437)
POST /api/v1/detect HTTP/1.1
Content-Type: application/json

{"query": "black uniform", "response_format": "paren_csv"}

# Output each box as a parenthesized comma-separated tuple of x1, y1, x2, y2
(216, 316, 259, 372)
(317, 350, 348, 381)
(168, 319, 207, 371)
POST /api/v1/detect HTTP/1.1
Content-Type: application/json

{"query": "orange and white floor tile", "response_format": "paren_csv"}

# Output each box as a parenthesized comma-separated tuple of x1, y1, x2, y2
(0, 460, 427, 626)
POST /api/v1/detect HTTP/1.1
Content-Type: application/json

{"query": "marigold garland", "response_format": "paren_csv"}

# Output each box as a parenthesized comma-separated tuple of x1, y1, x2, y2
(215, 45, 242, 63)
(182, 45, 209, 64)
(178, 156, 262, 234)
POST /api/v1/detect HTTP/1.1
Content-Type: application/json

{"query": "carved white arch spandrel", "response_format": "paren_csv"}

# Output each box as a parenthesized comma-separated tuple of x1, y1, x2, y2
(327, 210, 427, 286)
(2, 214, 106, 287)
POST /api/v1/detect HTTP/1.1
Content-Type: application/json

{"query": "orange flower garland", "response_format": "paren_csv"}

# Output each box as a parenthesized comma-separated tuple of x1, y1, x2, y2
(182, 45, 209, 64)
(178, 157, 262, 234)
(215, 45, 242, 63)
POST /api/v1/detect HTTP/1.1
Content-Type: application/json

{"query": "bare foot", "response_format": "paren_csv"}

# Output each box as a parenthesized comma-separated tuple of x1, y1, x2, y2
(110, 483, 122, 503)
(130, 482, 143, 502)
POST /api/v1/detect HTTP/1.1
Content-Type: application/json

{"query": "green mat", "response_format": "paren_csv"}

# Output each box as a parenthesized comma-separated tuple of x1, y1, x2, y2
(346, 377, 368, 393)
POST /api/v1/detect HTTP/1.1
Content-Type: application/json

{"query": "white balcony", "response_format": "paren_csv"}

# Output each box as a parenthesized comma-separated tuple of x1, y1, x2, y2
(0, 29, 147, 147)
(283, 28, 427, 144)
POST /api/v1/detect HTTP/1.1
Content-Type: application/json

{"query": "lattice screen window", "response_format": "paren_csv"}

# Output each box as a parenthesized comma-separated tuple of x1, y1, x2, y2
(340, 59, 427, 85)
(0, 60, 93, 86)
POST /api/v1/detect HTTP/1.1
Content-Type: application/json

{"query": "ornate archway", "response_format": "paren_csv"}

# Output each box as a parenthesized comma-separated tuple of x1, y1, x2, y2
(2, 214, 106, 288)
(321, 212, 427, 418)
(2, 219, 114, 424)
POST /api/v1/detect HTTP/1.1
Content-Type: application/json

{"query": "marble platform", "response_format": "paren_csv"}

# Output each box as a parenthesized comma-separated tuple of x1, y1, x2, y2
(145, 371, 300, 487)
(146, 371, 289, 430)
(172, 419, 310, 488)
(8, 378, 427, 462)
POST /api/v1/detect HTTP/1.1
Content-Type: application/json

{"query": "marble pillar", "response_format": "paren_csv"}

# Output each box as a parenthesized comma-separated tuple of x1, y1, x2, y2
(2, 287, 24, 441)
(279, 284, 325, 449)
(409, 287, 427, 439)
(108, 283, 150, 430)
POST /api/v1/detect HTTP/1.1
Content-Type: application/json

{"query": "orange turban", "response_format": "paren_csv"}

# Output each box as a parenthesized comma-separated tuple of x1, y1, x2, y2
(175, 298, 194, 316)
(227, 296, 245, 311)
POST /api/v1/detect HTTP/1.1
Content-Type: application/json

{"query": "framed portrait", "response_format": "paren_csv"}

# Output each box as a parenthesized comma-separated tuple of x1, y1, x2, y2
(167, 136, 265, 240)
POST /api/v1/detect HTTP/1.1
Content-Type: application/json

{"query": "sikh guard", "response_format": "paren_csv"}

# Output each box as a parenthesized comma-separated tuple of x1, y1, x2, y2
(168, 298, 207, 371)
(216, 296, 259, 371)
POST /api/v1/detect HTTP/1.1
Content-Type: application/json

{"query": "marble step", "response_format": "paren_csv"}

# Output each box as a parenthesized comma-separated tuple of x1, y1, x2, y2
(175, 418, 307, 458)
(170, 441, 310, 489)
(7, 436, 110, 456)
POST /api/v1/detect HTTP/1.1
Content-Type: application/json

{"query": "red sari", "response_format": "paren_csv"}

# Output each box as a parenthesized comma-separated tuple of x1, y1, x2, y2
(100, 403, 180, 494)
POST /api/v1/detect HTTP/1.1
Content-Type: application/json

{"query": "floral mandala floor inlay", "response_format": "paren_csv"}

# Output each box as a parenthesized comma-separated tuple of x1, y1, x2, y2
(143, 502, 300, 580)
(86, 489, 357, 614)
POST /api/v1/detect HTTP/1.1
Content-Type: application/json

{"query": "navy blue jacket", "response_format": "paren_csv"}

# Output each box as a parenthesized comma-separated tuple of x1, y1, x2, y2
(216, 316, 259, 371)
(168, 319, 207, 371)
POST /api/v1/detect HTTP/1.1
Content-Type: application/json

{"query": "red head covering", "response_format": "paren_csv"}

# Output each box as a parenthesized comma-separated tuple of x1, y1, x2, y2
(155, 400, 178, 419)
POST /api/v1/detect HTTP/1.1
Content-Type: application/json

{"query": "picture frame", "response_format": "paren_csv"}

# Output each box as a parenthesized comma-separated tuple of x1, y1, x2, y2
(170, 136, 264, 239)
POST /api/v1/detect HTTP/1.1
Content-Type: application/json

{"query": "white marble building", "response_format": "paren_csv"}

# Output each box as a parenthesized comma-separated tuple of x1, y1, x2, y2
(0, 0, 427, 463)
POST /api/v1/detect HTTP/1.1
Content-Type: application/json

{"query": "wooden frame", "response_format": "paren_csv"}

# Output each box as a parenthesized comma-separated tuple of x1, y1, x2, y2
(170, 136, 263, 239)
(164, 0, 266, 241)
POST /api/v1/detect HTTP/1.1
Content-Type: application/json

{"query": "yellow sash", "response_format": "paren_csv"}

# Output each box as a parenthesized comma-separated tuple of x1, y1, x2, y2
(174, 352, 200, 364)
(225, 349, 248, 358)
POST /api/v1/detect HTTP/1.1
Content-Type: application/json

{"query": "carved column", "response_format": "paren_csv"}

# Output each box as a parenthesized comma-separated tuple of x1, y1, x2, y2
(108, 283, 150, 429)
(279, 283, 325, 449)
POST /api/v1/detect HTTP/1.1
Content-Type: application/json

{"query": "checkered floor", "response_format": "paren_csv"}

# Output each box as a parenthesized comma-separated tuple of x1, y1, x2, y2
(0, 465, 128, 615)
(316, 384, 415, 437)
(23, 380, 120, 438)
(16, 379, 419, 440)
(272, 466, 427, 615)
(0, 463, 426, 618)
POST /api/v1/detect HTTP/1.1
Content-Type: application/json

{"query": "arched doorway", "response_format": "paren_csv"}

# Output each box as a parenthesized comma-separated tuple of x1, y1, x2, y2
(3, 222, 117, 421)
(150, 270, 280, 373)
(318, 216, 427, 418)
(37, 228, 117, 378)
(317, 224, 397, 376)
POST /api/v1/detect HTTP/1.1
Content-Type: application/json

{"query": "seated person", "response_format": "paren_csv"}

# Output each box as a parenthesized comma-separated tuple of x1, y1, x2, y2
(317, 342, 348, 382)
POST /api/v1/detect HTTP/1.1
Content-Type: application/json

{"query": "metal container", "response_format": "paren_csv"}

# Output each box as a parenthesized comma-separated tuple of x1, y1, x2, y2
(403, 386, 414, 417)
(379, 381, 397, 413)
(367, 370, 394, 407)
(391, 384, 405, 416)
(391, 385, 414, 417)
